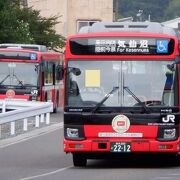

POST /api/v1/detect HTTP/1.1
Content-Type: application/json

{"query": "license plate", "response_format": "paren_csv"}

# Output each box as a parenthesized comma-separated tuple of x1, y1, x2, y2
(110, 142, 131, 152)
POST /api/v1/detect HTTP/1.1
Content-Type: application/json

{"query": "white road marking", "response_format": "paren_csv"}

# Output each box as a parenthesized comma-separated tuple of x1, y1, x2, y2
(0, 118, 69, 180)
(153, 178, 172, 179)
(170, 174, 180, 176)
(20, 166, 73, 180)
(152, 174, 180, 180)
(0, 122, 63, 148)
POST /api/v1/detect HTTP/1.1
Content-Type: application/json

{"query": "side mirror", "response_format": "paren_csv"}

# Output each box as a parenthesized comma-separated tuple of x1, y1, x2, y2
(56, 65, 64, 80)
(167, 56, 180, 71)
(71, 67, 81, 76)
(167, 64, 175, 71)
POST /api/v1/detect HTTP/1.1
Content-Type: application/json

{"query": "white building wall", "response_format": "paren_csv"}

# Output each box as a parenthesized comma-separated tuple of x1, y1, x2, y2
(27, 0, 113, 37)
(28, 0, 68, 36)
(67, 0, 113, 35)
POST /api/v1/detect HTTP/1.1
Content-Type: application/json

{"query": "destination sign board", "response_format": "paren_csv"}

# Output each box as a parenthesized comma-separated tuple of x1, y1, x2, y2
(0, 51, 37, 60)
(70, 37, 175, 55)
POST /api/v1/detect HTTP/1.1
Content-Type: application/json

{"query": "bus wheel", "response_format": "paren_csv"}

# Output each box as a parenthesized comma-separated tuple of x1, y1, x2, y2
(53, 104, 57, 113)
(72, 153, 87, 167)
(53, 92, 59, 113)
(167, 153, 180, 166)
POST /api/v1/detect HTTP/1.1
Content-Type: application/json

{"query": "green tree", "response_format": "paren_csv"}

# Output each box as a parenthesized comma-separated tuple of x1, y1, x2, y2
(165, 0, 180, 20)
(0, 0, 65, 50)
(117, 0, 171, 22)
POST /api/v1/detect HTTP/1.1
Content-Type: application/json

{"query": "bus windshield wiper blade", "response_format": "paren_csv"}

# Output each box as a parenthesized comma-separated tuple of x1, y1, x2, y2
(0, 74, 10, 85)
(92, 86, 119, 113)
(13, 74, 24, 88)
(123, 86, 150, 113)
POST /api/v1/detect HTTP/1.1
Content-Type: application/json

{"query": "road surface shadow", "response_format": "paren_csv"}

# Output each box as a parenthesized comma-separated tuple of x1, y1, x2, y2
(84, 154, 180, 169)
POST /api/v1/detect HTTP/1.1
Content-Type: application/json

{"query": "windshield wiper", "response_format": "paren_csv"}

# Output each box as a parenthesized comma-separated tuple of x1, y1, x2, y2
(92, 86, 119, 113)
(0, 74, 25, 88)
(0, 74, 10, 85)
(13, 74, 24, 87)
(123, 86, 150, 113)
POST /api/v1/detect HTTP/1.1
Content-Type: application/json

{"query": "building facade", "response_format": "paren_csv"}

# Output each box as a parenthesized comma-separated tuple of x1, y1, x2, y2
(162, 17, 180, 29)
(27, 0, 113, 37)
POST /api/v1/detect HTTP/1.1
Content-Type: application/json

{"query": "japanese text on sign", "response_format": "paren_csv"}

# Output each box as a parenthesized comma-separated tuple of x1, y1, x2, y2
(95, 39, 149, 53)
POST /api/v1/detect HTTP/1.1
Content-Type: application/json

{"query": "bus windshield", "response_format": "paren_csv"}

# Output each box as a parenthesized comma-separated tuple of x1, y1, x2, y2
(0, 62, 39, 87)
(66, 60, 178, 108)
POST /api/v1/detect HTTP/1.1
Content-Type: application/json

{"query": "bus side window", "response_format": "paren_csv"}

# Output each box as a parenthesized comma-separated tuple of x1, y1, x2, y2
(44, 61, 53, 85)
(55, 63, 63, 82)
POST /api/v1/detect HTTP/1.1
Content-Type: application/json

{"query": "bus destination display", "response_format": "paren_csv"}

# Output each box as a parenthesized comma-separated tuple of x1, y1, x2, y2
(70, 37, 175, 55)
(0, 51, 37, 60)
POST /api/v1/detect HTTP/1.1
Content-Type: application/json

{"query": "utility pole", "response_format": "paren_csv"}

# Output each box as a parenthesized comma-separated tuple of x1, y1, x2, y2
(113, 0, 119, 21)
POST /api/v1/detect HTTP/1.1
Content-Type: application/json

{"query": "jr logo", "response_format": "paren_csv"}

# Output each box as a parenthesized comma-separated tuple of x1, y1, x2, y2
(31, 90, 38, 96)
(162, 115, 175, 123)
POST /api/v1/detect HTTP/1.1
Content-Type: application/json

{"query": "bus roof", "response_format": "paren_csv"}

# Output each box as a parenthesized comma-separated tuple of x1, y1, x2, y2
(79, 22, 178, 37)
(0, 48, 63, 62)
(0, 43, 47, 52)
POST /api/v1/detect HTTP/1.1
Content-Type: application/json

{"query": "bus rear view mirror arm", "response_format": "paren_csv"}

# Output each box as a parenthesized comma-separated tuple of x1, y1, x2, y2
(67, 67, 81, 76)
(57, 65, 81, 80)
(167, 56, 180, 71)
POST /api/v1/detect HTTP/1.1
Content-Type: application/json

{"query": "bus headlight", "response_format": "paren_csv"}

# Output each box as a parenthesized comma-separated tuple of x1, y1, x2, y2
(163, 128, 176, 139)
(64, 125, 85, 140)
(67, 128, 79, 138)
(157, 127, 178, 141)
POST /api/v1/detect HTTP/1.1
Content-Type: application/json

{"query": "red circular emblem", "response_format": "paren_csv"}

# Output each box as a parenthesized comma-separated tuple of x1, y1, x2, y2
(6, 89, 15, 98)
(112, 114, 130, 133)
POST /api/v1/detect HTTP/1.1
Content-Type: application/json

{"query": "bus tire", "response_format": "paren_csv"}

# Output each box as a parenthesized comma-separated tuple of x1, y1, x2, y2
(53, 104, 57, 113)
(53, 92, 59, 113)
(168, 153, 180, 166)
(72, 153, 87, 167)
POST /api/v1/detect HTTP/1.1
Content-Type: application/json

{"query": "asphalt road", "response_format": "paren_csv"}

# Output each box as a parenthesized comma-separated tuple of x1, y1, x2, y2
(0, 112, 180, 180)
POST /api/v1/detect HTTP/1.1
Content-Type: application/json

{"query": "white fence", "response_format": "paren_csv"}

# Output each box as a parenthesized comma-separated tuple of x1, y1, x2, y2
(0, 99, 53, 138)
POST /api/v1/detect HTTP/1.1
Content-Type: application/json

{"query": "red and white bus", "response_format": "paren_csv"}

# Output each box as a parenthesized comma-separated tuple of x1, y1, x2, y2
(0, 44, 63, 112)
(62, 22, 180, 166)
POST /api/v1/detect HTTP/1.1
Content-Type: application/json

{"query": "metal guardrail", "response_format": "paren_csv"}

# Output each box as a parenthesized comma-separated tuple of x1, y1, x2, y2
(0, 99, 53, 138)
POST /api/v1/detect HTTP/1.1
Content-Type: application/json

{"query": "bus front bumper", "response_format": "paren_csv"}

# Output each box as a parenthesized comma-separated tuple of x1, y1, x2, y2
(64, 139, 180, 153)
